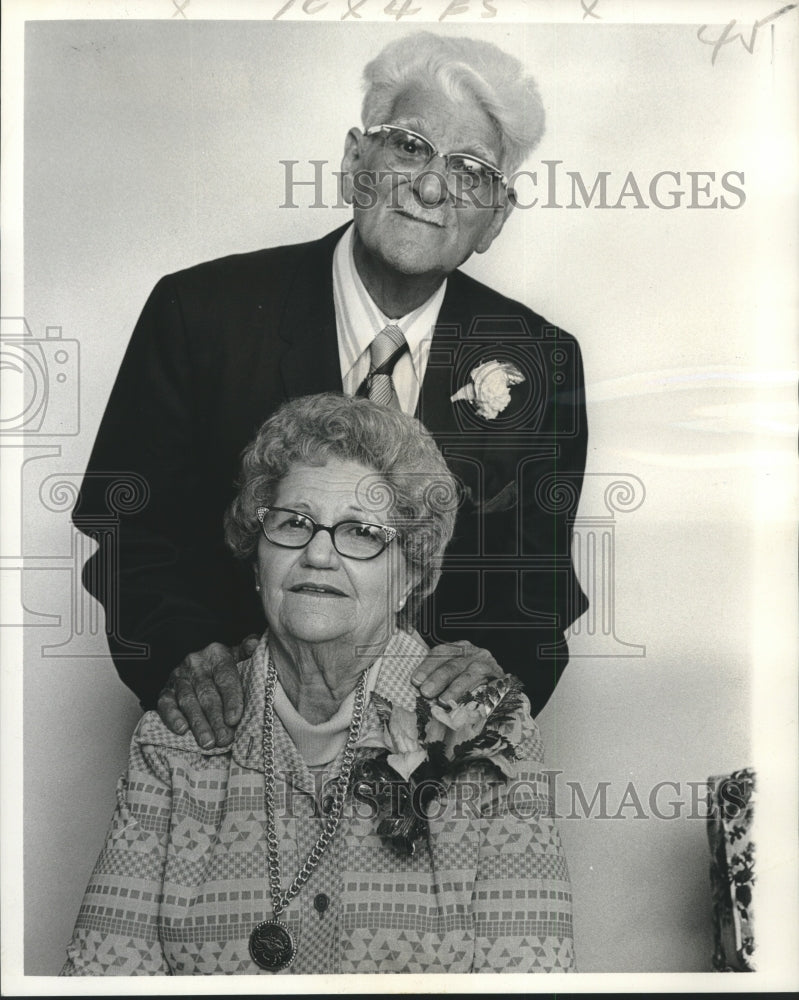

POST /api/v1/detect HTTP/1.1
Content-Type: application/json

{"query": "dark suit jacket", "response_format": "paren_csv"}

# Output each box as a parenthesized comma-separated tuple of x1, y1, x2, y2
(73, 223, 588, 713)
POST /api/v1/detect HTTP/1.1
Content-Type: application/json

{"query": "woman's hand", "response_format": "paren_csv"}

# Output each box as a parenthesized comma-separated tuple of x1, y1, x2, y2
(411, 640, 504, 704)
(156, 635, 260, 748)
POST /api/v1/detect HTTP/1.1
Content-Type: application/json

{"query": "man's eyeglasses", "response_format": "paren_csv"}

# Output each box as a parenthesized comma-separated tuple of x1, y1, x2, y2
(364, 124, 510, 202)
(256, 506, 398, 561)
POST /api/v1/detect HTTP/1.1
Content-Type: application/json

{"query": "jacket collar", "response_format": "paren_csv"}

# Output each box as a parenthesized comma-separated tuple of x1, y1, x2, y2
(414, 269, 474, 436)
(276, 222, 478, 429)
(133, 632, 428, 801)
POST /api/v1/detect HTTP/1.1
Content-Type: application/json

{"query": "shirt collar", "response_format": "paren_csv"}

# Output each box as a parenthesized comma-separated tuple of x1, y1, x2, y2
(273, 657, 382, 767)
(333, 225, 447, 381)
(230, 629, 428, 785)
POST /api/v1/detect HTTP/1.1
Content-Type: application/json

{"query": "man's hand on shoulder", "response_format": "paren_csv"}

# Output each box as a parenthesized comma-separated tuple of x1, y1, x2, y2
(156, 635, 260, 748)
(411, 639, 504, 704)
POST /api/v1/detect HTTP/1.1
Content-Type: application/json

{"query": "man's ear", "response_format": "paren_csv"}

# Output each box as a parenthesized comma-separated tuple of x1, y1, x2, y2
(475, 197, 515, 255)
(340, 127, 365, 206)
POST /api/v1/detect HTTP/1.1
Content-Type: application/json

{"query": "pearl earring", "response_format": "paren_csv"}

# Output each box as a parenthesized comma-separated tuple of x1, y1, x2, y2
(255, 583, 261, 592)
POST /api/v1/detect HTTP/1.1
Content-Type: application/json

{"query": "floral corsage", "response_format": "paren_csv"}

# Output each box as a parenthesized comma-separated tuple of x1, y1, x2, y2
(352, 676, 526, 855)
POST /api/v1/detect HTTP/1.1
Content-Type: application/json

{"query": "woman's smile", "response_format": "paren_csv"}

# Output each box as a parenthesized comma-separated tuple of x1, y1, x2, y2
(288, 582, 348, 597)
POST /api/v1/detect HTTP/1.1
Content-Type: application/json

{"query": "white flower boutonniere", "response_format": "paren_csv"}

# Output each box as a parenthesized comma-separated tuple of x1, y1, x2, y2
(450, 359, 525, 419)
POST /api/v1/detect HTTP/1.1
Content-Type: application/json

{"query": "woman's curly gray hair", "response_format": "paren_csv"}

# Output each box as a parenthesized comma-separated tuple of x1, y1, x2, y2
(224, 393, 459, 630)
(361, 32, 545, 174)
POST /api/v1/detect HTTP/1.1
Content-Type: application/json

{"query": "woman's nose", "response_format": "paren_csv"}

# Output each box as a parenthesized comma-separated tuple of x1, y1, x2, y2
(301, 528, 338, 566)
(414, 166, 449, 207)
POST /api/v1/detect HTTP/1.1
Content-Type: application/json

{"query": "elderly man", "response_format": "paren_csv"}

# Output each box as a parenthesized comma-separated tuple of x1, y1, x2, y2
(73, 31, 588, 747)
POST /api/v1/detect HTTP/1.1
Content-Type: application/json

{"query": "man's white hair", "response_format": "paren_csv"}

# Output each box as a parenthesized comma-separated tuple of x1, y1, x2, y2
(361, 32, 545, 174)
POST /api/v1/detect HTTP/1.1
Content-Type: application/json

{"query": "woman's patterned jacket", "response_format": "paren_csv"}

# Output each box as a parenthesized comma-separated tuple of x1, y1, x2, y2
(62, 630, 574, 975)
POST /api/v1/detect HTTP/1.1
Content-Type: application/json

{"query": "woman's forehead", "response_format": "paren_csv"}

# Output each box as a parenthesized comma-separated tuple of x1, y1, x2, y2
(274, 459, 393, 519)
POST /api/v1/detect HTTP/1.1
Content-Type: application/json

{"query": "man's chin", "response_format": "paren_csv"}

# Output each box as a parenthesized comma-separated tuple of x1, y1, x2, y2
(378, 241, 455, 280)
(352, 223, 462, 288)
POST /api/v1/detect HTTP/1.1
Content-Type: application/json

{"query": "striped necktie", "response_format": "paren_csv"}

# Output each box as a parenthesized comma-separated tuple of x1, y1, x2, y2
(356, 324, 409, 409)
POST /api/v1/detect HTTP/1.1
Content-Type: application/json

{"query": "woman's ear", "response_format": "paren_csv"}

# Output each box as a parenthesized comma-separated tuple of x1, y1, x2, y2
(396, 569, 419, 613)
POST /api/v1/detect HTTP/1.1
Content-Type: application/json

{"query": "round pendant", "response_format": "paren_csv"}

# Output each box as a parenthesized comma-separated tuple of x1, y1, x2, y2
(249, 919, 297, 971)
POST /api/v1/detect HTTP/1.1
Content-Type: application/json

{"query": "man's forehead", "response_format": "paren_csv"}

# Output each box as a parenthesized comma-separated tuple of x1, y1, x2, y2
(387, 85, 502, 160)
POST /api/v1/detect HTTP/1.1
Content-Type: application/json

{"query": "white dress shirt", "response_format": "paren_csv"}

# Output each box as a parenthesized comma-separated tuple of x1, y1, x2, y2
(332, 225, 447, 414)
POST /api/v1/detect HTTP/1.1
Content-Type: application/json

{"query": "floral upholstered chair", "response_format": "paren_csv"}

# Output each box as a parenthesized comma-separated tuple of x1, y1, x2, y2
(707, 767, 755, 971)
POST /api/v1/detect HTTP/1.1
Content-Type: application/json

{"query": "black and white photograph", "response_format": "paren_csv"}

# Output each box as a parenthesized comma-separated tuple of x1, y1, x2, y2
(1, 0, 797, 991)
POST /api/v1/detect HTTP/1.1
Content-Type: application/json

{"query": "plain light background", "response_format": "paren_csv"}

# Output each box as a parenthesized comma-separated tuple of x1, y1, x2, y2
(12, 11, 797, 980)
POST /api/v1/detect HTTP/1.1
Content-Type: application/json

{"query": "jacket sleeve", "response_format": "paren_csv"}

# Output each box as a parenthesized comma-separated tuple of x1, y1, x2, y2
(72, 275, 231, 708)
(470, 704, 576, 973)
(61, 726, 173, 975)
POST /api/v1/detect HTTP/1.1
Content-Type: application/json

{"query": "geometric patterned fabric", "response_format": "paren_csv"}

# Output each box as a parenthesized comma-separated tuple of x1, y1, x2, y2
(62, 630, 575, 975)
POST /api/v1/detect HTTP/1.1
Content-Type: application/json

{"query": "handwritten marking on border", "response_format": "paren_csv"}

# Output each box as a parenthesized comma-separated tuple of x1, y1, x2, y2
(343, 0, 368, 17)
(581, 0, 601, 20)
(270, 0, 499, 20)
(697, 4, 796, 64)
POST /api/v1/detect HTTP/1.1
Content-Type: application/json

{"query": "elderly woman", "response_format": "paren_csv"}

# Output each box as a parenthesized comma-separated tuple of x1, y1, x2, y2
(62, 394, 574, 975)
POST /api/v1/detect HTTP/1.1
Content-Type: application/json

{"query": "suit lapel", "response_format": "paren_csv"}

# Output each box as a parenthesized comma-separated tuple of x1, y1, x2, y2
(415, 273, 469, 436)
(417, 271, 529, 510)
(274, 238, 509, 443)
(277, 223, 350, 400)
(419, 270, 533, 436)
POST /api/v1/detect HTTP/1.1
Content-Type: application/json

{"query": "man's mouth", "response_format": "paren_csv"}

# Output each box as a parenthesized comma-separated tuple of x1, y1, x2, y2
(394, 208, 445, 228)
(289, 583, 347, 597)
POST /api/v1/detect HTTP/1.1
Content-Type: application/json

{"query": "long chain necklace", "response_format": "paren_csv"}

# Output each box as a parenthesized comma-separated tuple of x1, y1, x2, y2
(248, 655, 367, 972)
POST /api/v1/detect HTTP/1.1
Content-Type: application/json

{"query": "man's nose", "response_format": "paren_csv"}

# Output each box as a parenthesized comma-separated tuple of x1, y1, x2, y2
(413, 165, 450, 207)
